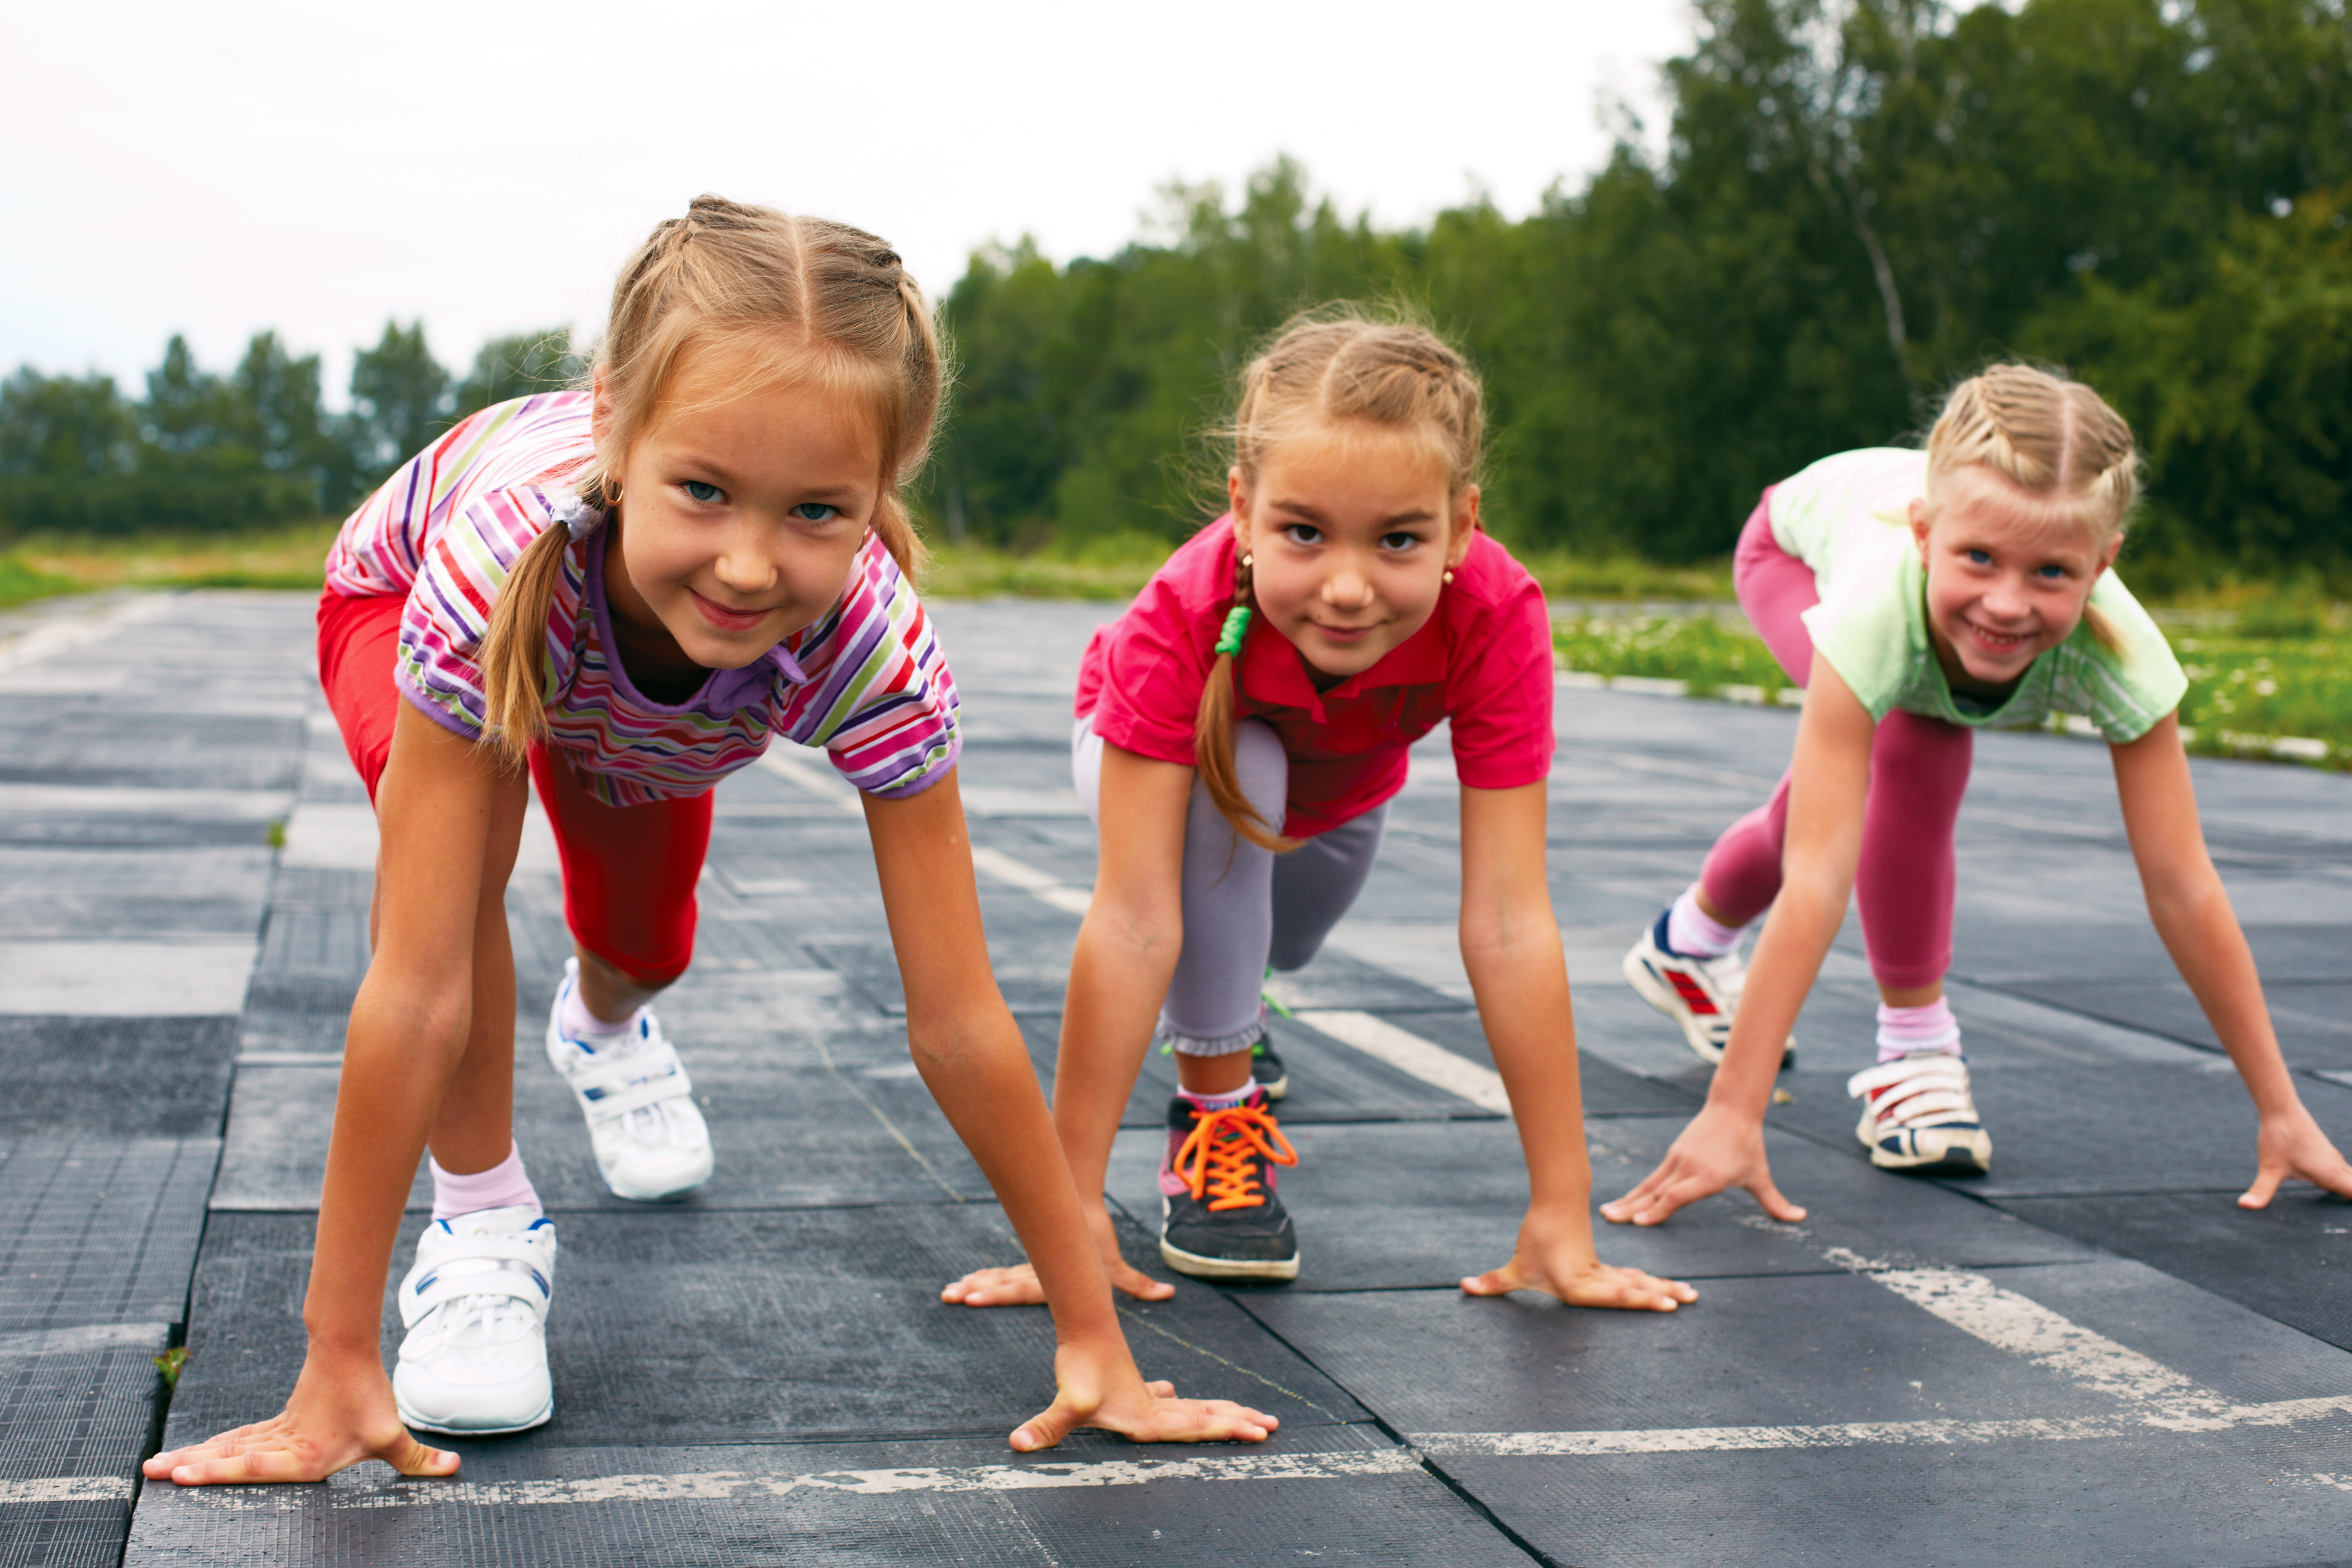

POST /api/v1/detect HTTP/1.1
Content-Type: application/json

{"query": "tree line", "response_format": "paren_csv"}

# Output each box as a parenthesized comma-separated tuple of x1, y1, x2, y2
(935, 0, 2350, 584)
(3, 0, 2345, 581)
(0, 326, 579, 537)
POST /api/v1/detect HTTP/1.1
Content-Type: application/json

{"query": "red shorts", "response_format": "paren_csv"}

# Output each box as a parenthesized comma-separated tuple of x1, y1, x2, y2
(315, 589, 710, 984)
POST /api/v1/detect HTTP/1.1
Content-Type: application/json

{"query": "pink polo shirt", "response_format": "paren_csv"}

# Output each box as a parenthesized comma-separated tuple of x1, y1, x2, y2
(1074, 519, 1555, 838)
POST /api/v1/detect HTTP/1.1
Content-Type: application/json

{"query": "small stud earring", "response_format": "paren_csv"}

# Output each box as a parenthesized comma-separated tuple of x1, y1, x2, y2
(1443, 568, 1455, 586)
(1241, 553, 1253, 568)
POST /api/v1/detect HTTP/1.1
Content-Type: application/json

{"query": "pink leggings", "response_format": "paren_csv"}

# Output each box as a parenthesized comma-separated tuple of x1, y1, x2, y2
(1697, 493, 1970, 991)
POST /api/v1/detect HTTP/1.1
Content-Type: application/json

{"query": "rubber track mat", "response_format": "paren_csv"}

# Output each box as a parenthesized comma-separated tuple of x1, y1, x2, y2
(1105, 1117, 2099, 1293)
(1999, 979, 2352, 1069)
(166, 1209, 1367, 1454)
(0, 1142, 216, 1332)
(0, 1323, 172, 1568)
(0, 1020, 236, 1139)
(1992, 1189, 2352, 1353)
(0, 848, 272, 942)
(1760, 1060, 2352, 1198)
(126, 1428, 1533, 1568)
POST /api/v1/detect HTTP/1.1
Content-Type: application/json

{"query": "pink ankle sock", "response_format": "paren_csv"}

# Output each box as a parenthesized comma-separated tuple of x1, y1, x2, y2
(429, 1143, 542, 1221)
(1667, 884, 1744, 958)
(560, 959, 636, 1041)
(1875, 999, 1962, 1062)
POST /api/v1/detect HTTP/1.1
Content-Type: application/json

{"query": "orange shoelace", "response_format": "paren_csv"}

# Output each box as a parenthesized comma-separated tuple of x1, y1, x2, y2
(1172, 1103, 1299, 1212)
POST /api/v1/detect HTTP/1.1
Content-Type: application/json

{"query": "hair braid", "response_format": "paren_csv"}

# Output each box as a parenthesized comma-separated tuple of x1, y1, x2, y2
(1191, 532, 1295, 853)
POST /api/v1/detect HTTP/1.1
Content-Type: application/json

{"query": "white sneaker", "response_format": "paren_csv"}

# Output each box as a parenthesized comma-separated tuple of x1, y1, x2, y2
(393, 1205, 557, 1435)
(545, 960, 714, 1201)
(1621, 911, 1794, 1068)
(1847, 1053, 1992, 1175)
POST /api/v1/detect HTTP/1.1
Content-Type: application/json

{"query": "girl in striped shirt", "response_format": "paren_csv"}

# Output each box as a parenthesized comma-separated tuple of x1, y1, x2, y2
(147, 196, 1272, 1486)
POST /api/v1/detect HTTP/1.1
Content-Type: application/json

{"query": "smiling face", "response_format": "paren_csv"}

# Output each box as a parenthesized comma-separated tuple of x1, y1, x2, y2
(595, 341, 884, 691)
(1230, 421, 1477, 684)
(1912, 466, 2122, 697)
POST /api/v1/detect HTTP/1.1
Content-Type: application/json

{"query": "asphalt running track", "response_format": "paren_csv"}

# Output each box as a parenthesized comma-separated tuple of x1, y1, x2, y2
(0, 588, 2347, 1566)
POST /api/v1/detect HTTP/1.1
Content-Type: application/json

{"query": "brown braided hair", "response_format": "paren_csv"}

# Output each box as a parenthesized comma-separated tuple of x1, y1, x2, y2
(478, 195, 946, 761)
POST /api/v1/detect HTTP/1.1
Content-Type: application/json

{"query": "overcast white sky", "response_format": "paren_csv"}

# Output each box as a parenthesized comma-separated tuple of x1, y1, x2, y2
(2, 0, 1693, 402)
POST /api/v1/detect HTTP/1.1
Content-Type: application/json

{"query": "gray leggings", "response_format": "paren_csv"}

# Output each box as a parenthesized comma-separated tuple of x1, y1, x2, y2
(1073, 715, 1387, 1055)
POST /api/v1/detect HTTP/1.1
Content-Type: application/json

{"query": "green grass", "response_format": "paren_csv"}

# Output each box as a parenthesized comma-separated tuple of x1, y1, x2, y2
(1554, 607, 2352, 765)
(0, 553, 81, 610)
(0, 521, 339, 601)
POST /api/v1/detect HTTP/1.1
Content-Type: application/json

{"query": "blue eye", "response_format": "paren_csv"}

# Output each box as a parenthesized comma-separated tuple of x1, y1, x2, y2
(682, 480, 722, 504)
(791, 502, 840, 523)
(1966, 548, 1993, 566)
(2036, 563, 2068, 579)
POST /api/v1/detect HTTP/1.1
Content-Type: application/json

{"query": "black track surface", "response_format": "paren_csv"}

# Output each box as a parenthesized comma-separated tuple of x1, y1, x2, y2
(0, 591, 2346, 1565)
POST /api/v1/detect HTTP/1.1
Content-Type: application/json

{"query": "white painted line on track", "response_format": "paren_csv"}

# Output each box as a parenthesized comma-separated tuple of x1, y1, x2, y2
(160, 1450, 1425, 1510)
(0, 1477, 136, 1503)
(969, 847, 1094, 917)
(1826, 1250, 2238, 1426)
(1292, 1009, 1512, 1115)
(0, 595, 172, 675)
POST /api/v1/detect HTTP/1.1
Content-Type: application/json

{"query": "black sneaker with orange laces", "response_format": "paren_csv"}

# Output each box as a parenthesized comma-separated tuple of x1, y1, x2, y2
(1158, 1090, 1300, 1281)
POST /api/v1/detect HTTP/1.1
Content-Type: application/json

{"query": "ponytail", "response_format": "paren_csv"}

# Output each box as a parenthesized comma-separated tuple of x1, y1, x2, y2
(1192, 535, 1297, 853)
(477, 523, 575, 766)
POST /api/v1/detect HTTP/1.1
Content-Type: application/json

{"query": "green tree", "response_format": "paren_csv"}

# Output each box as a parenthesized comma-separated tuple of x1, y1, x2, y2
(0, 369, 134, 478)
(347, 320, 451, 482)
(452, 329, 584, 420)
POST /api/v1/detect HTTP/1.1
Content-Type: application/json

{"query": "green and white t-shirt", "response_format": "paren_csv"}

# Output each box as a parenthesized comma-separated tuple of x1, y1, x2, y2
(1770, 448, 2185, 743)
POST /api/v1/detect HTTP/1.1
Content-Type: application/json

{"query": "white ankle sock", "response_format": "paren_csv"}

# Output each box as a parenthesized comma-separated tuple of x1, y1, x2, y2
(1666, 884, 1743, 958)
(1180, 1085, 1254, 1112)
(1876, 999, 1962, 1062)
(560, 958, 638, 1045)
(429, 1142, 542, 1221)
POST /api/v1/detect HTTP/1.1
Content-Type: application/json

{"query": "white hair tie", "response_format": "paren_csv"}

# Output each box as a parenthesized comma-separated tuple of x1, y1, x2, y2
(553, 494, 605, 541)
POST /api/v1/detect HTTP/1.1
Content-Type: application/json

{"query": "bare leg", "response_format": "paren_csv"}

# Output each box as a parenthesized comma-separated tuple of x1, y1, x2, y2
(573, 944, 672, 1025)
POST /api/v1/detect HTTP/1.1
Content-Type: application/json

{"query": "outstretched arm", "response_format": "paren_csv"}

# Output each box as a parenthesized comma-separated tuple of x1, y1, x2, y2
(942, 744, 1194, 1308)
(1602, 661, 1876, 1226)
(2111, 714, 2352, 1207)
(1453, 780, 1694, 1310)
(148, 700, 529, 1484)
(865, 767, 1273, 1449)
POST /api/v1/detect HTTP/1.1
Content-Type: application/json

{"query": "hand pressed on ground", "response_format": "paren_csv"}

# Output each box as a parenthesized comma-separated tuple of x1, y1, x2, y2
(1459, 1203, 1697, 1310)
(140, 1357, 457, 1486)
(1009, 1343, 1277, 1451)
(1599, 1104, 1807, 1228)
(2241, 1105, 2352, 1209)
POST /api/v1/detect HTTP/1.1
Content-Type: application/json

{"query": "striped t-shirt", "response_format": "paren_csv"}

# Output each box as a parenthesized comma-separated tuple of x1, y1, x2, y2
(323, 392, 960, 806)
(1770, 448, 2185, 743)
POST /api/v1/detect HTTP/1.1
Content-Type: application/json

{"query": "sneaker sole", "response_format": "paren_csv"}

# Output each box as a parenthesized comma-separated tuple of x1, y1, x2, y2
(1158, 1235, 1300, 1282)
(1866, 1138, 1992, 1177)
(397, 1394, 554, 1438)
(601, 1168, 713, 1203)
(1620, 948, 1795, 1070)
(1253, 1071, 1290, 1101)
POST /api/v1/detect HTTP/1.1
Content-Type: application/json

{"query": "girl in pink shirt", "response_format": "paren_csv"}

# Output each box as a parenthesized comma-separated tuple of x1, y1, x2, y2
(947, 310, 1692, 1310)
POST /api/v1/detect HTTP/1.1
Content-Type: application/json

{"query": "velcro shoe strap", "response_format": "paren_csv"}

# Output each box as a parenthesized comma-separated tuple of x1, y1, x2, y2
(566, 1042, 693, 1125)
(1846, 1057, 1969, 1099)
(1872, 1087, 1975, 1126)
(399, 1239, 553, 1328)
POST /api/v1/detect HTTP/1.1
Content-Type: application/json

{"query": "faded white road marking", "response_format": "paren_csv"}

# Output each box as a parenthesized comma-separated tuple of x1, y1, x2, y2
(0, 595, 172, 675)
(0, 1477, 136, 1503)
(163, 1450, 1424, 1511)
(0, 940, 257, 1016)
(969, 846, 1093, 917)
(1822, 1250, 2237, 1428)
(1418, 1392, 2352, 1457)
(1291, 1010, 1512, 1116)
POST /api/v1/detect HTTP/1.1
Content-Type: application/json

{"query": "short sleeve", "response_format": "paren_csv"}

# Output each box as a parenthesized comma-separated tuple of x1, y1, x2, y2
(1081, 570, 1216, 768)
(1444, 549, 1557, 790)
(804, 540, 963, 798)
(393, 487, 559, 742)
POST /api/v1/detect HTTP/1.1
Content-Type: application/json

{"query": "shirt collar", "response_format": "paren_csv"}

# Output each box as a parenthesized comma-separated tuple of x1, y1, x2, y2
(1235, 603, 1450, 719)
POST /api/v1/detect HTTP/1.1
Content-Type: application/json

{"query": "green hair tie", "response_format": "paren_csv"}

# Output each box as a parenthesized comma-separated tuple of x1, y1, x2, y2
(1215, 606, 1252, 657)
